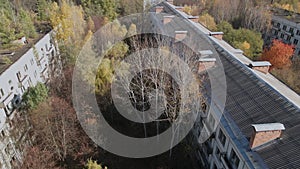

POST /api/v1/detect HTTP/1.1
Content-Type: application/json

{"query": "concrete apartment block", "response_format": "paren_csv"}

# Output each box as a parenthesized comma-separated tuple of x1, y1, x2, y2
(0, 31, 60, 169)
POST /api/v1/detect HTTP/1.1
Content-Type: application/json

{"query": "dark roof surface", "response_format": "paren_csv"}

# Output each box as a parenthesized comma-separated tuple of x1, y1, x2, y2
(154, 2, 300, 169)
(271, 7, 300, 23)
(0, 33, 47, 75)
(216, 43, 300, 169)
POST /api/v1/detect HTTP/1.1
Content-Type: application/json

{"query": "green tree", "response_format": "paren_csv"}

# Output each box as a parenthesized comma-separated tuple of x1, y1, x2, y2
(81, 0, 103, 16)
(216, 21, 235, 42)
(0, 0, 15, 46)
(100, 0, 118, 20)
(18, 9, 37, 38)
(0, 12, 15, 45)
(217, 21, 263, 59)
(37, 0, 51, 21)
(118, 0, 143, 16)
(81, 0, 117, 20)
(232, 28, 263, 59)
(22, 82, 48, 110)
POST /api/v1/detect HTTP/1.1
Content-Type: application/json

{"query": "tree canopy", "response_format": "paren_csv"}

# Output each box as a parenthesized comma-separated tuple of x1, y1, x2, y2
(0, 0, 37, 47)
(261, 39, 294, 69)
(216, 21, 263, 59)
(198, 13, 217, 30)
(80, 0, 118, 20)
(22, 82, 48, 110)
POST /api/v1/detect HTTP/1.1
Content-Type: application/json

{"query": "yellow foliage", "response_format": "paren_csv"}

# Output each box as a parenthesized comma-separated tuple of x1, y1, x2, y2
(103, 17, 110, 25)
(87, 17, 95, 32)
(198, 13, 217, 31)
(274, 3, 295, 11)
(127, 23, 137, 37)
(183, 5, 192, 15)
(83, 30, 93, 43)
(49, 0, 86, 43)
(241, 41, 251, 50)
(297, 2, 300, 13)
(282, 4, 294, 11)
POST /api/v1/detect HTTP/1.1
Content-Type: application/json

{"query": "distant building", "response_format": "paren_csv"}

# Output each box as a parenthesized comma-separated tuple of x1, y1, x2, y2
(0, 31, 61, 168)
(152, 1, 300, 169)
(263, 8, 300, 57)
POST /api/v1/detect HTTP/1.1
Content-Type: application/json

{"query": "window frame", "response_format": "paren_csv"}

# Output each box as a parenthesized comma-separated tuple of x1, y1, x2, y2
(283, 25, 287, 30)
(229, 149, 240, 169)
(218, 129, 226, 147)
(294, 39, 299, 45)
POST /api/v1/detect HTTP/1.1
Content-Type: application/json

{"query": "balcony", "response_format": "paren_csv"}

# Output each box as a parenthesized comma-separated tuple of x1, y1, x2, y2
(220, 155, 231, 169)
(46, 45, 53, 53)
(41, 66, 48, 75)
(1, 92, 13, 105)
(17, 74, 28, 83)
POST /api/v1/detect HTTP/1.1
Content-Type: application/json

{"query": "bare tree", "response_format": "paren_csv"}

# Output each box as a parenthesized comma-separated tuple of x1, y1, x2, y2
(111, 34, 202, 142)
(25, 96, 96, 166)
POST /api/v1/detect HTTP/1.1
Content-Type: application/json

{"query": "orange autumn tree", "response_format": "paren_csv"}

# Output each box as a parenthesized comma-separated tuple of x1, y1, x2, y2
(262, 39, 294, 69)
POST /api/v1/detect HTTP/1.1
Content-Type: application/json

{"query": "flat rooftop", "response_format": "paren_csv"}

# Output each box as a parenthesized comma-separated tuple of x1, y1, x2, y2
(0, 33, 47, 75)
(271, 7, 300, 23)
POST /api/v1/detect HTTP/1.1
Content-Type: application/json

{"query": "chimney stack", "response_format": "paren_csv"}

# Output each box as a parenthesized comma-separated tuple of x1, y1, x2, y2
(250, 123, 285, 149)
(209, 32, 224, 40)
(199, 50, 213, 58)
(175, 6, 184, 12)
(174, 31, 188, 42)
(155, 6, 164, 13)
(188, 16, 199, 23)
(166, 0, 174, 5)
(198, 58, 216, 73)
(234, 49, 244, 55)
(249, 61, 272, 74)
(163, 15, 175, 25)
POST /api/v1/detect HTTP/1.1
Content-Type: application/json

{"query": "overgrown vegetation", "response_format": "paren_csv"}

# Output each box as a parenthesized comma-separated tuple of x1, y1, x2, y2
(271, 60, 300, 94)
(5, 0, 299, 168)
(22, 82, 48, 110)
(0, 0, 37, 47)
(262, 40, 299, 94)
(216, 21, 263, 59)
(176, 0, 300, 94)
(262, 39, 295, 69)
(273, 0, 300, 12)
(7, 0, 143, 168)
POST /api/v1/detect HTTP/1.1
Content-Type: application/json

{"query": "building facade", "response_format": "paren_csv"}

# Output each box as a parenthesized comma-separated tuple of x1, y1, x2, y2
(264, 8, 300, 56)
(0, 31, 60, 168)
